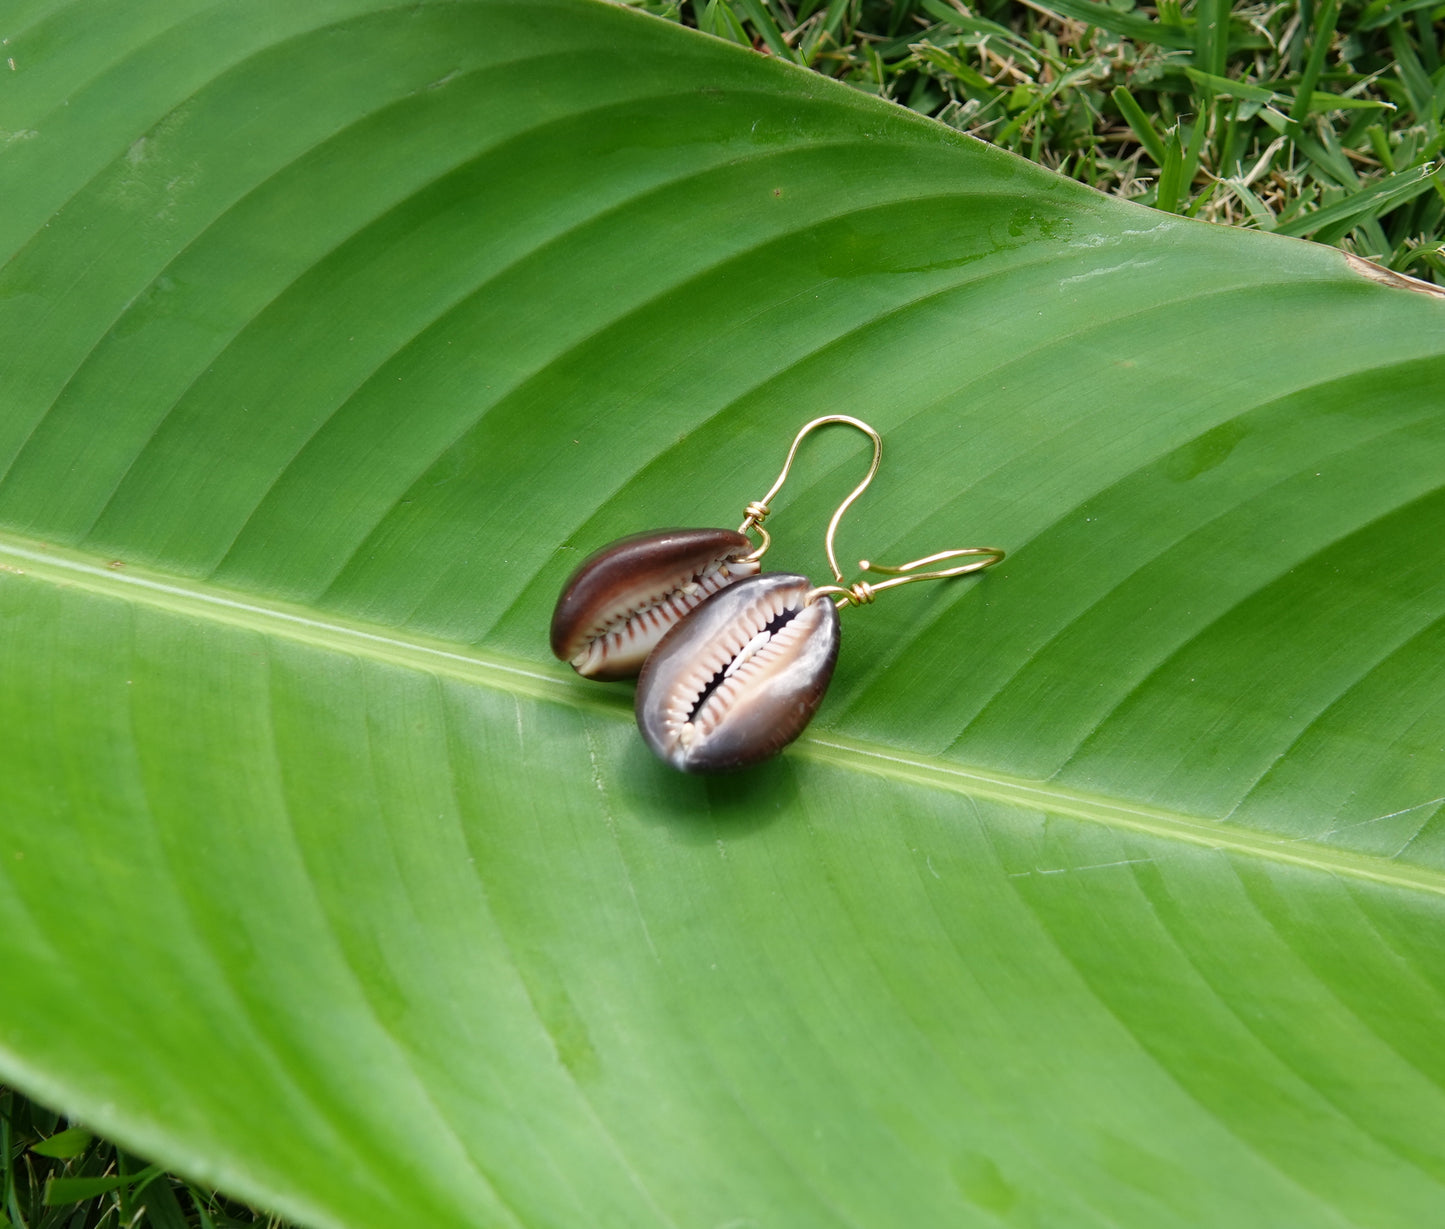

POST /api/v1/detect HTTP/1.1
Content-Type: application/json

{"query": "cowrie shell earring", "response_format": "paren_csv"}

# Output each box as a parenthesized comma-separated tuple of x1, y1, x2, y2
(551, 416, 881, 680)
(635, 438, 1005, 772)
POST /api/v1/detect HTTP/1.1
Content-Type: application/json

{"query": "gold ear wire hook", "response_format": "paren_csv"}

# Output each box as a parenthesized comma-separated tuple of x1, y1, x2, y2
(859, 547, 1006, 586)
(806, 548, 1006, 609)
(736, 415, 883, 565)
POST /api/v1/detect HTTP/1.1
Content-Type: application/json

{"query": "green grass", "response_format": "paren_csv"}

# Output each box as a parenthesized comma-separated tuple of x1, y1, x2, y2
(629, 0, 1445, 284)
(1, 1089, 284, 1229)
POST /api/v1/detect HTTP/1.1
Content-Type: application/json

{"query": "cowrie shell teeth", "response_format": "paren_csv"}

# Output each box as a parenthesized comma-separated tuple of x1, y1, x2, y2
(636, 573, 839, 773)
(552, 528, 760, 681)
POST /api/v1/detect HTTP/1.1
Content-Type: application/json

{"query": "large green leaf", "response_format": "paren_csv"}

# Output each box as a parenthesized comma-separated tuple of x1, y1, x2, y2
(2, 2, 1444, 1226)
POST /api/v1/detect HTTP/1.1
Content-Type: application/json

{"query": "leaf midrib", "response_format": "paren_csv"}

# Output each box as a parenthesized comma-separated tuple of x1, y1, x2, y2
(6, 527, 1442, 901)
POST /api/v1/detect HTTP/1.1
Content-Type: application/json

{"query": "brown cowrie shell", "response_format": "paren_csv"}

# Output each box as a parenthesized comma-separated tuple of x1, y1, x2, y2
(552, 528, 761, 680)
(636, 573, 839, 772)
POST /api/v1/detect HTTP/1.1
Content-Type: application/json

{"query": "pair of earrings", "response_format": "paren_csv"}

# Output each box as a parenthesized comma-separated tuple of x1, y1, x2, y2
(551, 417, 1004, 773)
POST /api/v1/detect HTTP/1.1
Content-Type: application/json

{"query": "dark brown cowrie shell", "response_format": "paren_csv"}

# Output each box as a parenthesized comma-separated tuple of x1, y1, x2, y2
(635, 573, 840, 772)
(552, 528, 761, 681)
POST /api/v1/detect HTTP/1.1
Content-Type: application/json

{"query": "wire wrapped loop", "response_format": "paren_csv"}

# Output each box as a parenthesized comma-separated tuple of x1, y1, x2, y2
(736, 521, 771, 563)
(736, 502, 776, 562)
(804, 581, 876, 608)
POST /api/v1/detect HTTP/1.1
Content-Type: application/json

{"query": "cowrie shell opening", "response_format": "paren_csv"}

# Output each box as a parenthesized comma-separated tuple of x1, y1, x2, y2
(551, 528, 760, 680)
(636, 573, 839, 772)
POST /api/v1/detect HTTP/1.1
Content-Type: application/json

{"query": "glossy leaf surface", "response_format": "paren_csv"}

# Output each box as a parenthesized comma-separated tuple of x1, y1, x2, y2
(1, 3, 1443, 1227)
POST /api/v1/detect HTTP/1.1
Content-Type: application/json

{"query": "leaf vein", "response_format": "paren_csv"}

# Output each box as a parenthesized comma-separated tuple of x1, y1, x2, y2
(5, 529, 1444, 900)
